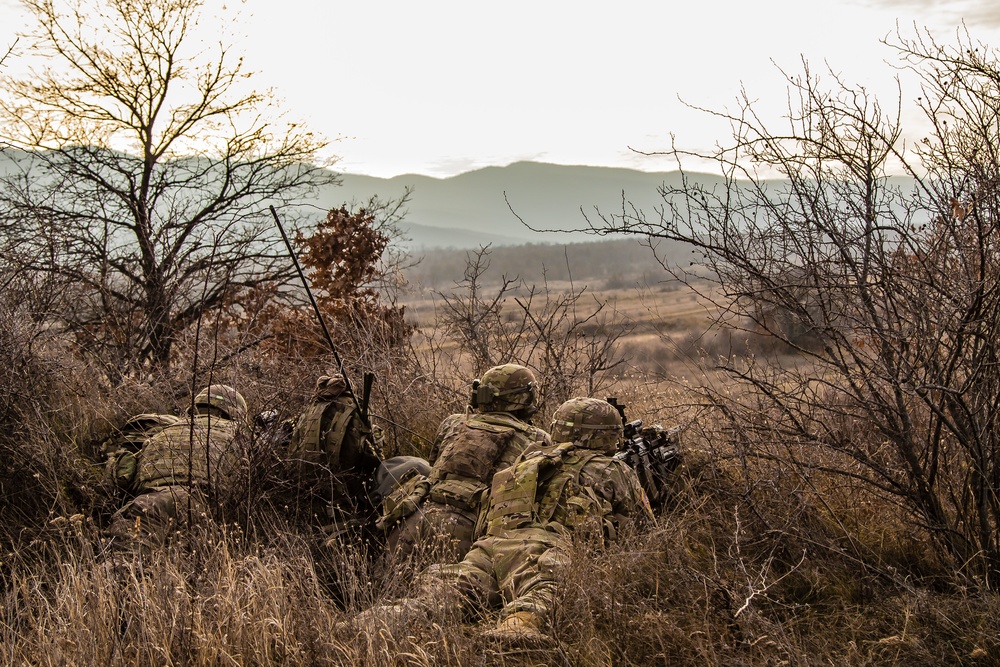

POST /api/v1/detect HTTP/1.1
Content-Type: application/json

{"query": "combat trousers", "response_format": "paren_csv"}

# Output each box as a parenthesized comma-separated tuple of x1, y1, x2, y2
(385, 500, 477, 565)
(422, 526, 570, 624)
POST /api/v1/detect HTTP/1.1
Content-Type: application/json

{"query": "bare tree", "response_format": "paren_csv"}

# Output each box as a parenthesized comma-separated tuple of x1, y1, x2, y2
(429, 245, 631, 417)
(434, 245, 526, 372)
(0, 39, 13, 67)
(0, 0, 335, 380)
(587, 29, 1000, 586)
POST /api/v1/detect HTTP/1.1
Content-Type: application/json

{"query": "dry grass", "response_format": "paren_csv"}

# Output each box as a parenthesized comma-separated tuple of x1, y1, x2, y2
(2, 522, 347, 665)
(2, 280, 999, 665)
(5, 445, 997, 666)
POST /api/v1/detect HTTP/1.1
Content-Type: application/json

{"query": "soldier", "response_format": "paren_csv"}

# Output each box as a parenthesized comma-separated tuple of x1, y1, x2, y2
(359, 397, 654, 649)
(281, 372, 384, 537)
(377, 363, 551, 565)
(108, 384, 247, 548)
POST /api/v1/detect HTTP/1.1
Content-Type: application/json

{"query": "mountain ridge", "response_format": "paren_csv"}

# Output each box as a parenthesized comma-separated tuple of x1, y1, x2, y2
(0, 149, 918, 250)
(327, 161, 721, 248)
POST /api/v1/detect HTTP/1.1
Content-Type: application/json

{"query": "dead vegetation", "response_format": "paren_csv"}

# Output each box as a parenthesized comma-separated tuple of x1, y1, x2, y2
(1, 263, 998, 665)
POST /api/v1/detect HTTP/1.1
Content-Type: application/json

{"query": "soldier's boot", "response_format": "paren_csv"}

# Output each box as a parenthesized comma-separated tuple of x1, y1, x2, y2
(482, 611, 555, 650)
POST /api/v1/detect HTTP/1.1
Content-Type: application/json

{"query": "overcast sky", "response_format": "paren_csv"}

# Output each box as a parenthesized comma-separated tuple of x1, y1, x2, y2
(2, 0, 1000, 177)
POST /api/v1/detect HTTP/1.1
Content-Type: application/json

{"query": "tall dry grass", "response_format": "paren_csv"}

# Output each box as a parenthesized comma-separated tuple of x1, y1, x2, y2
(2, 278, 999, 665)
(6, 440, 996, 666)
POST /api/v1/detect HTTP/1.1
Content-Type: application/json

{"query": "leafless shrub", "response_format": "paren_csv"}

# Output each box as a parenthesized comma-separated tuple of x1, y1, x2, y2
(0, 269, 111, 542)
(585, 28, 1000, 588)
(425, 245, 633, 419)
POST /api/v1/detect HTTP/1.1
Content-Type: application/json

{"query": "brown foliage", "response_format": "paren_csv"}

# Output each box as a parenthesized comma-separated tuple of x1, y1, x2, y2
(244, 205, 413, 363)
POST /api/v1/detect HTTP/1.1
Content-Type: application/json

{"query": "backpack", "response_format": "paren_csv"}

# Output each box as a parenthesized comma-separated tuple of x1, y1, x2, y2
(289, 391, 379, 472)
(483, 443, 608, 540)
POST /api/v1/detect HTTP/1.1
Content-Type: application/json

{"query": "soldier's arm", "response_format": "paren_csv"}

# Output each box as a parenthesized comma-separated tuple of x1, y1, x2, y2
(429, 413, 463, 464)
(597, 461, 656, 528)
(617, 464, 656, 524)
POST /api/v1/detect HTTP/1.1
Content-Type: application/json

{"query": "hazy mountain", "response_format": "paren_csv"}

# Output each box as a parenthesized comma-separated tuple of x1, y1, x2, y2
(318, 162, 725, 249)
(0, 148, 697, 248)
(0, 149, 920, 250)
(318, 163, 923, 249)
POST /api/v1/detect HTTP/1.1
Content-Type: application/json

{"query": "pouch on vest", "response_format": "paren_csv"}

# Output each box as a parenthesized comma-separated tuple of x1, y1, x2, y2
(484, 458, 543, 533)
(107, 451, 137, 490)
(432, 417, 518, 484)
(536, 450, 602, 522)
(428, 477, 486, 513)
(540, 451, 611, 543)
(376, 474, 430, 530)
(482, 445, 571, 533)
(289, 399, 357, 473)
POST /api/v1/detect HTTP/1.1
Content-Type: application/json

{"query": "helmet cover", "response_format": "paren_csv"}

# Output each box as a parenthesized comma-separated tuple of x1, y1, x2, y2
(477, 363, 538, 417)
(193, 384, 248, 420)
(550, 397, 623, 453)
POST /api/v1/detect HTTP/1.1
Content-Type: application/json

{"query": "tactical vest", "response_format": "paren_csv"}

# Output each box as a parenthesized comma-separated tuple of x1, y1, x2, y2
(291, 397, 355, 466)
(484, 443, 611, 540)
(425, 414, 527, 513)
(103, 415, 179, 490)
(134, 416, 240, 492)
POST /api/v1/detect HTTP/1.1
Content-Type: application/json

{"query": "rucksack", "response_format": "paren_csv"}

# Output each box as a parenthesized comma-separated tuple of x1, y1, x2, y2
(288, 391, 379, 479)
(483, 443, 607, 539)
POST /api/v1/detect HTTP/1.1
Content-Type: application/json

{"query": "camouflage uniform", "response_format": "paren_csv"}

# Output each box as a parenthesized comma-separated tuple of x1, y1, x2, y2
(108, 385, 247, 547)
(379, 364, 551, 565)
(365, 397, 652, 648)
(101, 413, 180, 493)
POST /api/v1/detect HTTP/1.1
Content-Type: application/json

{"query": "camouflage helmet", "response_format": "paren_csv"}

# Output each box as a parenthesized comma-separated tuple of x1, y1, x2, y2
(192, 384, 248, 420)
(550, 397, 623, 453)
(475, 363, 538, 417)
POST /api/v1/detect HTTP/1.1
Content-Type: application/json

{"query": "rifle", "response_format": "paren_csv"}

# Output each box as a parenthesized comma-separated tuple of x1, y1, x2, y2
(606, 397, 682, 507)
